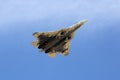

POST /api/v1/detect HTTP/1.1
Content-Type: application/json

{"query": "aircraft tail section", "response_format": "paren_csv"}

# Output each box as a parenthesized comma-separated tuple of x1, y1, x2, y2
(47, 53, 56, 58)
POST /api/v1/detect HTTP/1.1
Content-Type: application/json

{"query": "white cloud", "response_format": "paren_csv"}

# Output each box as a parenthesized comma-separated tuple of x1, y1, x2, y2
(0, 0, 120, 31)
(0, 0, 78, 24)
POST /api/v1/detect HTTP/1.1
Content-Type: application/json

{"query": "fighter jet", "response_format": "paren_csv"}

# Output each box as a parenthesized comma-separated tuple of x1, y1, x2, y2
(31, 19, 87, 58)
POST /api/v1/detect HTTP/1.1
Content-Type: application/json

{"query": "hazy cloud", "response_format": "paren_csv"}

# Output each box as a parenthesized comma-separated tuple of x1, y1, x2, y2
(0, 0, 120, 31)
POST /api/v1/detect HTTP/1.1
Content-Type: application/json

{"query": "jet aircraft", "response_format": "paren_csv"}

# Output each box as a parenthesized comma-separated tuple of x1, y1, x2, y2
(31, 19, 87, 58)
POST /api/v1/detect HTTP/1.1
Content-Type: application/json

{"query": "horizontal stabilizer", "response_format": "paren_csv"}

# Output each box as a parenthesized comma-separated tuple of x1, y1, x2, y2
(47, 53, 56, 58)
(31, 42, 38, 47)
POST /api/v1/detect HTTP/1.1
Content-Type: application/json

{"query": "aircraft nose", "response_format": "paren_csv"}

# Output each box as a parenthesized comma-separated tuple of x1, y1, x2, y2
(77, 19, 87, 25)
(70, 19, 87, 32)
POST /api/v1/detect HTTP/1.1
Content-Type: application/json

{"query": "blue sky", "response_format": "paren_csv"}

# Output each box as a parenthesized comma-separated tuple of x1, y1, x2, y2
(0, 0, 120, 80)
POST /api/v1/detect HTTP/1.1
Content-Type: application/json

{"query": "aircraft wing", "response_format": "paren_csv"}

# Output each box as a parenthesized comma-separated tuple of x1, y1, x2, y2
(32, 31, 59, 47)
(46, 39, 70, 58)
(55, 41, 70, 56)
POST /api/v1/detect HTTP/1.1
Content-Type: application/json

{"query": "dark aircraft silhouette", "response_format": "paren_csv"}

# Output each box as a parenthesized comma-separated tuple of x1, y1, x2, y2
(31, 20, 87, 57)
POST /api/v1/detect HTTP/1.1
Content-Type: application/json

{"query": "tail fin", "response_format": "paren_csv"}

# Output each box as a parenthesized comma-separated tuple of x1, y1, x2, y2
(33, 32, 39, 39)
